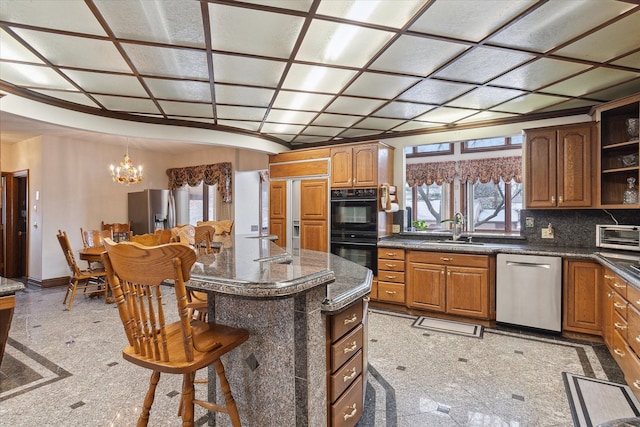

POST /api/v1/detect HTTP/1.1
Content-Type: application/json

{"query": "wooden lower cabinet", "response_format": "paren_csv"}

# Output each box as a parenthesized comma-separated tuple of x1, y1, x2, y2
(375, 248, 406, 305)
(563, 259, 602, 334)
(406, 251, 495, 320)
(327, 299, 367, 426)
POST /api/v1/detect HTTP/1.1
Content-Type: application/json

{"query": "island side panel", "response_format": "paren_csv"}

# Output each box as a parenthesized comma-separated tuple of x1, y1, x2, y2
(208, 285, 327, 427)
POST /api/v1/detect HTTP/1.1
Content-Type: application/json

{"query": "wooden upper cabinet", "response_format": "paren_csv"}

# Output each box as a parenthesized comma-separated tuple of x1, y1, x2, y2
(524, 123, 595, 208)
(330, 143, 391, 188)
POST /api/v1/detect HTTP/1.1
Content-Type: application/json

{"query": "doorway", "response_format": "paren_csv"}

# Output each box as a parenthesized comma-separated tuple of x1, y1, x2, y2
(1, 171, 28, 279)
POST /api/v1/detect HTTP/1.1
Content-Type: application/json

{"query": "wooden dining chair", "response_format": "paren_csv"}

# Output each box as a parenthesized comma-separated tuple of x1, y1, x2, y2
(80, 228, 112, 268)
(155, 229, 173, 244)
(193, 225, 215, 255)
(171, 224, 196, 246)
(102, 221, 132, 242)
(57, 230, 107, 310)
(101, 239, 248, 426)
(129, 233, 161, 247)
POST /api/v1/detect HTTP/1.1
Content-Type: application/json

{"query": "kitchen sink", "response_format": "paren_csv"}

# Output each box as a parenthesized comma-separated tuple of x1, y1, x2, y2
(419, 239, 484, 246)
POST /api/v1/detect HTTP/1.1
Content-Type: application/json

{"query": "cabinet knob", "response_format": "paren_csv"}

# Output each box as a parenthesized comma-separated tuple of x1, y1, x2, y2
(551, 196, 556, 204)
(559, 195, 563, 204)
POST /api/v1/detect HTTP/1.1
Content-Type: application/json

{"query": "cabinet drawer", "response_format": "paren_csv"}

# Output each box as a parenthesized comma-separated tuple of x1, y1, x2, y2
(407, 251, 489, 268)
(614, 292, 628, 320)
(331, 324, 363, 371)
(378, 270, 405, 283)
(607, 273, 628, 299)
(330, 350, 363, 402)
(629, 304, 640, 355)
(370, 279, 378, 300)
(621, 342, 640, 398)
(628, 285, 640, 312)
(331, 300, 363, 341)
(377, 259, 404, 272)
(612, 329, 630, 370)
(614, 311, 629, 342)
(377, 282, 405, 304)
(331, 375, 363, 427)
(378, 248, 405, 260)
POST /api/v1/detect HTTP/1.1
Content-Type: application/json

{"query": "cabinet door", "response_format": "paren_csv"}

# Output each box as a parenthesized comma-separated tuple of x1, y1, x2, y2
(330, 147, 353, 188)
(446, 266, 489, 319)
(563, 260, 602, 334)
(300, 179, 328, 220)
(300, 220, 327, 252)
(525, 128, 557, 208)
(406, 262, 446, 312)
(557, 125, 593, 207)
(269, 181, 287, 247)
(269, 218, 286, 248)
(352, 144, 377, 187)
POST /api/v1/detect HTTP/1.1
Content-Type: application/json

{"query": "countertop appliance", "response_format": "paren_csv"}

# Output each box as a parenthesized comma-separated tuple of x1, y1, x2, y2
(596, 224, 640, 252)
(496, 253, 562, 332)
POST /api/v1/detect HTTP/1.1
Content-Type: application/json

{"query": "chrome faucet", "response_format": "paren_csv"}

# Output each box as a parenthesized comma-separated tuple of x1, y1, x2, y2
(452, 212, 464, 241)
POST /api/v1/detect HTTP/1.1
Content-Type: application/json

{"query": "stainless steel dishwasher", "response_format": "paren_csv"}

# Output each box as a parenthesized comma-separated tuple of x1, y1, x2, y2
(496, 253, 562, 332)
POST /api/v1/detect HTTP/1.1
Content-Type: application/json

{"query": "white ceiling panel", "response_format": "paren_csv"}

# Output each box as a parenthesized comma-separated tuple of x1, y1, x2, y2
(434, 46, 535, 84)
(1, 0, 639, 149)
(13, 28, 130, 72)
(409, 0, 536, 42)
(487, 0, 633, 53)
(370, 35, 468, 76)
(94, 0, 205, 47)
(208, 3, 304, 59)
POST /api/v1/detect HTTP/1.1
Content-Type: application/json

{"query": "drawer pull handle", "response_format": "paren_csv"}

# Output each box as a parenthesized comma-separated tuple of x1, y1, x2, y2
(604, 274, 614, 280)
(385, 263, 396, 268)
(343, 314, 358, 325)
(558, 195, 563, 204)
(440, 257, 452, 262)
(551, 195, 555, 204)
(614, 348, 626, 357)
(614, 302, 627, 309)
(343, 403, 357, 421)
(614, 283, 626, 289)
(634, 381, 640, 390)
(614, 322, 627, 330)
(385, 252, 396, 257)
(385, 290, 396, 295)
(385, 275, 396, 279)
(343, 341, 357, 354)
(343, 367, 357, 382)
(636, 300, 640, 306)
(635, 336, 640, 344)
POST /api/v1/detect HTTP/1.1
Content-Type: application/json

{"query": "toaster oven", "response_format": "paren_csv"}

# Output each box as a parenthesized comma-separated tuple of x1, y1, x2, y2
(596, 225, 640, 252)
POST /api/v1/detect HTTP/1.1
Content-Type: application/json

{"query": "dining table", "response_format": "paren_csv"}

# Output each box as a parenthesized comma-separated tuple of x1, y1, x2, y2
(78, 246, 105, 264)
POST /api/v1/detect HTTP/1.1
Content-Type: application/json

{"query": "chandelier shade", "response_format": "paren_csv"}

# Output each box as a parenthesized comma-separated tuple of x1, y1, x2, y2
(110, 148, 142, 185)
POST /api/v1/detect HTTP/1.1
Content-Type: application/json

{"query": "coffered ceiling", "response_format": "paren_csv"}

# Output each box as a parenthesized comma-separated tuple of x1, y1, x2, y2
(1, 0, 639, 151)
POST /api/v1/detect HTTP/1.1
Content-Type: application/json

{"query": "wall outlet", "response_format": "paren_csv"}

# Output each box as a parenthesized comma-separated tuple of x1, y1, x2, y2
(525, 217, 534, 228)
(541, 228, 554, 239)
(251, 225, 259, 232)
(392, 224, 400, 233)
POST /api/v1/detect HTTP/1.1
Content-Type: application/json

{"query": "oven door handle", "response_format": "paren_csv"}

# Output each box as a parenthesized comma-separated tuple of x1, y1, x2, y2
(331, 240, 377, 246)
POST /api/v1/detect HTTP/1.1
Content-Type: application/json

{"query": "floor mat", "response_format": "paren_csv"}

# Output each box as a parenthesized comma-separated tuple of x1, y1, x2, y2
(411, 316, 483, 338)
(563, 372, 640, 427)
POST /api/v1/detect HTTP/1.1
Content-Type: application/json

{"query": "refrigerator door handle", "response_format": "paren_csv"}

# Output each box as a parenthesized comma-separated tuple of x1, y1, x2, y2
(167, 191, 176, 229)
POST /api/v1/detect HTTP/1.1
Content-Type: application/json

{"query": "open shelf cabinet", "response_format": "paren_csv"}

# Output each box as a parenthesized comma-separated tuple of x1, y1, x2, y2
(593, 93, 640, 208)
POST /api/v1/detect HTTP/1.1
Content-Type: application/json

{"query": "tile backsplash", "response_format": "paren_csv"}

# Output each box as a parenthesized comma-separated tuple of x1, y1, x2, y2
(520, 209, 639, 248)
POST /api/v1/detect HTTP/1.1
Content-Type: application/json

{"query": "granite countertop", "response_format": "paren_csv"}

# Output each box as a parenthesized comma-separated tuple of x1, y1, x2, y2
(187, 234, 372, 313)
(379, 235, 640, 288)
(0, 277, 25, 297)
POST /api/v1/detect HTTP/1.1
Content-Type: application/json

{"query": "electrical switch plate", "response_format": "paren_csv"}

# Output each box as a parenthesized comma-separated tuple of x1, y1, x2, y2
(392, 224, 400, 233)
(541, 228, 554, 239)
(525, 217, 534, 228)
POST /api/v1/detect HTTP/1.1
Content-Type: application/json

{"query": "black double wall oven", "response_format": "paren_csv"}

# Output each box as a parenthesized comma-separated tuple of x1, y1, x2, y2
(330, 188, 378, 274)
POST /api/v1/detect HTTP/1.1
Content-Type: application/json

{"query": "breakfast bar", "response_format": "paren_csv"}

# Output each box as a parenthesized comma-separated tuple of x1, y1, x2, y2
(186, 235, 372, 426)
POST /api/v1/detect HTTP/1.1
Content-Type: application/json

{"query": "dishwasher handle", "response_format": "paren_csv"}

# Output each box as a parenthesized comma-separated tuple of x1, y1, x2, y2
(505, 261, 551, 269)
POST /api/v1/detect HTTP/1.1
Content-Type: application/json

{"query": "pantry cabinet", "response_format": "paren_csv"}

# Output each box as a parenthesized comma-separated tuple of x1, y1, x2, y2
(330, 142, 393, 188)
(269, 181, 287, 248)
(524, 122, 596, 208)
(406, 251, 495, 320)
(563, 259, 602, 335)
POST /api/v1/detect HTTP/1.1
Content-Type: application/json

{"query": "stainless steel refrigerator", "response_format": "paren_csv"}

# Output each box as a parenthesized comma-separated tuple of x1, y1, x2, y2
(128, 189, 189, 235)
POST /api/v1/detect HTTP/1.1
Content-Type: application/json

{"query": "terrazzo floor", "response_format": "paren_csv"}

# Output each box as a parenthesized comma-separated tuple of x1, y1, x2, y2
(0, 283, 626, 426)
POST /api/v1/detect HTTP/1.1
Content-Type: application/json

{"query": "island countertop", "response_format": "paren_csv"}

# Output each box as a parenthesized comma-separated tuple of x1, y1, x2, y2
(187, 234, 372, 313)
(0, 277, 25, 297)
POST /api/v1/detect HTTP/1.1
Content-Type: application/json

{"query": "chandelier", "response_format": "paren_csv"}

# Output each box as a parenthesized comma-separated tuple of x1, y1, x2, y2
(110, 147, 143, 185)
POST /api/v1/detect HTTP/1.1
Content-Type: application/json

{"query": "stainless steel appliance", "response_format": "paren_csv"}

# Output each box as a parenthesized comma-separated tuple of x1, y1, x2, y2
(496, 253, 562, 332)
(330, 188, 378, 273)
(128, 189, 189, 234)
(596, 224, 640, 252)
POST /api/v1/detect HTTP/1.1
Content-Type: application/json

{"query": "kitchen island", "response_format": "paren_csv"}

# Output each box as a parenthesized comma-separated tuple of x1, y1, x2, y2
(186, 234, 372, 427)
(0, 277, 25, 366)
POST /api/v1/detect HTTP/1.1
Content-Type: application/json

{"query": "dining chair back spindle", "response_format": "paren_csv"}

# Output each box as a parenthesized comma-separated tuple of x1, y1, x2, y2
(57, 230, 107, 310)
(101, 239, 248, 426)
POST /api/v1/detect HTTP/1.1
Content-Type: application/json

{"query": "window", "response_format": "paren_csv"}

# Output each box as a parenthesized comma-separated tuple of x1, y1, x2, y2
(188, 182, 217, 225)
(462, 135, 522, 153)
(406, 182, 451, 230)
(405, 143, 453, 158)
(466, 180, 522, 233)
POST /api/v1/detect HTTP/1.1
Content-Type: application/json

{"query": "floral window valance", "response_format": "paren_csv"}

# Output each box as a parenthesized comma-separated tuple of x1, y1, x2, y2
(457, 156, 522, 184)
(166, 162, 232, 203)
(406, 156, 522, 186)
(406, 161, 456, 186)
